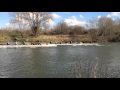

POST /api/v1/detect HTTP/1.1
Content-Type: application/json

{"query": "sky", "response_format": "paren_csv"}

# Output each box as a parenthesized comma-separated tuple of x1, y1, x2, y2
(0, 12, 120, 28)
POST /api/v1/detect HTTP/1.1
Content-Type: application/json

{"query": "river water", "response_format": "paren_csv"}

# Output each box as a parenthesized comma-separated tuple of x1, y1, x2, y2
(0, 43, 120, 78)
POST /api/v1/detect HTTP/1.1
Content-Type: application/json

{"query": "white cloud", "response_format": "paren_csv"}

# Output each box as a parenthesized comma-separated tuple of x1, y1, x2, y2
(5, 22, 16, 28)
(5, 22, 18, 30)
(64, 16, 87, 27)
(107, 14, 111, 18)
(96, 12, 120, 20)
(97, 15, 101, 19)
(5, 23, 11, 26)
(97, 14, 111, 19)
(47, 19, 55, 27)
(111, 12, 120, 16)
(52, 13, 62, 19)
(106, 12, 120, 19)
(80, 15, 84, 18)
(45, 19, 55, 29)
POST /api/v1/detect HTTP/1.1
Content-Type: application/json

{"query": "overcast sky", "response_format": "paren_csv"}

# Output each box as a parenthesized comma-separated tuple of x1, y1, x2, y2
(0, 12, 120, 28)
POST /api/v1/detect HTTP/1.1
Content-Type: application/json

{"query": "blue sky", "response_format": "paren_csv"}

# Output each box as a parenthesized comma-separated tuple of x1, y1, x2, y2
(0, 12, 10, 28)
(0, 12, 120, 28)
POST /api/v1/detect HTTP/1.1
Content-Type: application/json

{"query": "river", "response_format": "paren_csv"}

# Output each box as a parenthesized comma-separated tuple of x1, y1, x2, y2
(0, 43, 120, 78)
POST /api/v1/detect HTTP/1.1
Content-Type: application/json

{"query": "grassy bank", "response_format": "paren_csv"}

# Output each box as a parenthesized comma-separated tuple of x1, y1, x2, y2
(26, 35, 92, 42)
(0, 30, 119, 43)
(0, 33, 92, 43)
(0, 30, 93, 43)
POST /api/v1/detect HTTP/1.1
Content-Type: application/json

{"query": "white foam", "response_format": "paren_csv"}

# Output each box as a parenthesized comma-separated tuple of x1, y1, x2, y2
(0, 43, 110, 48)
(0, 44, 57, 48)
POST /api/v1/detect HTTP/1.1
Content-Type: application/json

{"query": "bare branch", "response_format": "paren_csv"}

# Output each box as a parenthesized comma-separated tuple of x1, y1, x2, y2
(9, 12, 53, 36)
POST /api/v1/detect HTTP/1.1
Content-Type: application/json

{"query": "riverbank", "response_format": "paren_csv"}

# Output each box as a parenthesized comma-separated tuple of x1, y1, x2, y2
(0, 34, 93, 43)
(0, 30, 119, 43)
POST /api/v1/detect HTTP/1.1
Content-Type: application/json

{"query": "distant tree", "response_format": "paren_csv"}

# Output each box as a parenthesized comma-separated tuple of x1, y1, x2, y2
(72, 25, 85, 35)
(54, 21, 68, 35)
(9, 12, 25, 37)
(9, 12, 53, 36)
(87, 17, 98, 29)
(97, 17, 114, 36)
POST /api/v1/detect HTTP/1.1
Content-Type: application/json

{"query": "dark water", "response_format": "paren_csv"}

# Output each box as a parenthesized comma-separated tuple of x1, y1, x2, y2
(0, 43, 120, 78)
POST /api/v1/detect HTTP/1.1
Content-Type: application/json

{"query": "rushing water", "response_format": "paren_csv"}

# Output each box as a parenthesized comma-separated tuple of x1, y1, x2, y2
(0, 43, 120, 78)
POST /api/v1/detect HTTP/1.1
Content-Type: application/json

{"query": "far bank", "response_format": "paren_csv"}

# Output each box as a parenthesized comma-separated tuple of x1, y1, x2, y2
(0, 29, 120, 43)
(0, 34, 92, 43)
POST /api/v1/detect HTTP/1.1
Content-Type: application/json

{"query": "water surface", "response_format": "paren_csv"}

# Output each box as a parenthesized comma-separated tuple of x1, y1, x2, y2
(0, 43, 120, 78)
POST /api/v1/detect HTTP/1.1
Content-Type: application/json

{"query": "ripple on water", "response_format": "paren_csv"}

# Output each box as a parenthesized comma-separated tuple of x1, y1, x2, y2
(0, 43, 120, 78)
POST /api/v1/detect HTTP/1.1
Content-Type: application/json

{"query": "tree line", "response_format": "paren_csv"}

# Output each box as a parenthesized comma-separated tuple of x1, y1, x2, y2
(48, 17, 120, 42)
(1, 12, 120, 42)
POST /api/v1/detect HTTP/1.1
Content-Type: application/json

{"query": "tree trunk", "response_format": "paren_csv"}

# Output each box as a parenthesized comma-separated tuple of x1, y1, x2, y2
(31, 26, 39, 36)
(20, 32, 24, 38)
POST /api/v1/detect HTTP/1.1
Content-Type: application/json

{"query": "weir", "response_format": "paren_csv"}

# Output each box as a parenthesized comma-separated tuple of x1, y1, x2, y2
(0, 44, 57, 48)
(0, 43, 104, 48)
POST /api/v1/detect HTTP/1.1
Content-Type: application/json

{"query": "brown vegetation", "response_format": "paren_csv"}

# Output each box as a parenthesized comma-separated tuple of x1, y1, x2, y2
(1, 16, 120, 43)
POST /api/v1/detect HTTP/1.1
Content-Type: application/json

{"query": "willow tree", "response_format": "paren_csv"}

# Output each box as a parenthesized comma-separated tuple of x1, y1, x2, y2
(9, 12, 53, 36)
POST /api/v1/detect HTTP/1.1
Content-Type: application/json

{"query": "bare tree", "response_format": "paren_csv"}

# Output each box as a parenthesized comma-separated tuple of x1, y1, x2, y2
(54, 21, 68, 35)
(87, 17, 98, 29)
(9, 12, 53, 36)
(10, 12, 25, 37)
(97, 17, 114, 36)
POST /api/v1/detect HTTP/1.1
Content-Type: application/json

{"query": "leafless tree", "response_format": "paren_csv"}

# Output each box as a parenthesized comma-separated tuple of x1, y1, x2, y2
(9, 12, 25, 37)
(54, 21, 68, 35)
(87, 17, 98, 29)
(9, 12, 53, 36)
(97, 17, 114, 36)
